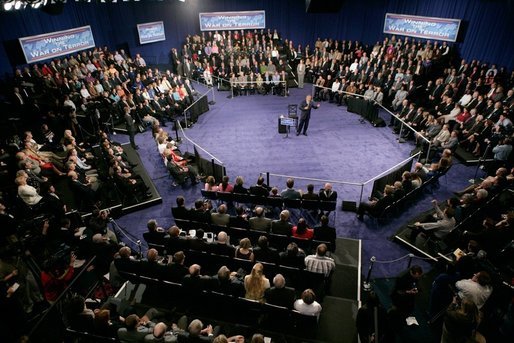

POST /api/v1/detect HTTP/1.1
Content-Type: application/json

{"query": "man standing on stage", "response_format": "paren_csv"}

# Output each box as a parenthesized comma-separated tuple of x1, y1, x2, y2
(124, 106, 138, 150)
(297, 95, 320, 136)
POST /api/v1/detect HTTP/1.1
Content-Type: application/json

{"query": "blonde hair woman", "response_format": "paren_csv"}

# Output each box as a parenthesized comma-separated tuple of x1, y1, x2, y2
(244, 263, 270, 302)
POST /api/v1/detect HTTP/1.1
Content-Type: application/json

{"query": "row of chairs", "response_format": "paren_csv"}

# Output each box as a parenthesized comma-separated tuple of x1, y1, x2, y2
(201, 189, 337, 214)
(369, 171, 450, 223)
(184, 249, 327, 296)
(139, 243, 329, 298)
(118, 270, 319, 339)
(170, 217, 335, 252)
(431, 187, 511, 256)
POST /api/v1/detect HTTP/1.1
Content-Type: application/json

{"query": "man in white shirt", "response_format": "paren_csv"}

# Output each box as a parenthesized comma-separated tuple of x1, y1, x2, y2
(413, 200, 456, 240)
(16, 174, 42, 206)
(294, 289, 322, 319)
(455, 271, 493, 310)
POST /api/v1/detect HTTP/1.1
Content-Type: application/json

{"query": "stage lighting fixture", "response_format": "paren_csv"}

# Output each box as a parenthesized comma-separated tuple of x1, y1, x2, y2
(4, 1, 15, 10)
(179, 0, 185, 2)
(14, 0, 23, 9)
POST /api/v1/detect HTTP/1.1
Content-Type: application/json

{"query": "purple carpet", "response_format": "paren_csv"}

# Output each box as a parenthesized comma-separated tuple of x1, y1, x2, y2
(113, 83, 479, 278)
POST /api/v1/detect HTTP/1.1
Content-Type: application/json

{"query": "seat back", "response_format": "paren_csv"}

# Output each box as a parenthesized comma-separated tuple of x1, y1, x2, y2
(216, 192, 234, 203)
(301, 199, 320, 211)
(201, 189, 217, 200)
(319, 201, 337, 212)
(266, 197, 284, 209)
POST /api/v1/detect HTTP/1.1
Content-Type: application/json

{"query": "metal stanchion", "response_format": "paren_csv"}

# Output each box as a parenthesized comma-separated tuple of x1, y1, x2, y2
(407, 253, 414, 268)
(363, 256, 376, 291)
(209, 86, 216, 105)
(398, 122, 406, 143)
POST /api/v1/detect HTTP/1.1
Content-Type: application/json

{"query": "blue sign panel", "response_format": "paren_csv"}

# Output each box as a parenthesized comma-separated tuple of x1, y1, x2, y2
(383, 13, 461, 42)
(19, 26, 96, 64)
(137, 21, 166, 45)
(199, 10, 266, 31)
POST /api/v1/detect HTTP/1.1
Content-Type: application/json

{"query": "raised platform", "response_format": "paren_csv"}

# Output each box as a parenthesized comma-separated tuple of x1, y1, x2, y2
(454, 146, 495, 166)
(120, 142, 163, 213)
(318, 237, 361, 343)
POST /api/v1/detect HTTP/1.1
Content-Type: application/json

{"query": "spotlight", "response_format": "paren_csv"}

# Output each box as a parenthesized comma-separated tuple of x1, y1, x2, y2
(14, 0, 23, 10)
(4, 1, 14, 10)
(179, 0, 185, 2)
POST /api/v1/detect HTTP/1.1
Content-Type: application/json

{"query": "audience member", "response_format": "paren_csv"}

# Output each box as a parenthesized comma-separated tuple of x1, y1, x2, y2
(294, 289, 322, 319)
(264, 274, 295, 309)
(243, 263, 270, 302)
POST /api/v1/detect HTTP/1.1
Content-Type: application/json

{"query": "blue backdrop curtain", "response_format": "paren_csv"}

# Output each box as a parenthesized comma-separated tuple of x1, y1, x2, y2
(1, 0, 514, 77)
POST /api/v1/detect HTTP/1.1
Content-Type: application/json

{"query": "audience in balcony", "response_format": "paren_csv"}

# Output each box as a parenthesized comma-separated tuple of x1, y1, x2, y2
(3, 24, 514, 343)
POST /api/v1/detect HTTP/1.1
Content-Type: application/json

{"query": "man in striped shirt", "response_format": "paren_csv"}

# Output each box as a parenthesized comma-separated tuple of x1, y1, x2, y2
(304, 244, 335, 277)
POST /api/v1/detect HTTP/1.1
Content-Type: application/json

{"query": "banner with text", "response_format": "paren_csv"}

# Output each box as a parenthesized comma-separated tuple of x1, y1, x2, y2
(19, 26, 96, 64)
(137, 21, 166, 45)
(199, 10, 266, 31)
(383, 13, 461, 42)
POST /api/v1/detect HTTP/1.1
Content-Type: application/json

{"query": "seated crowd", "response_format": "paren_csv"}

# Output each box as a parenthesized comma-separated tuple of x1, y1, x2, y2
(1, 28, 513, 343)
(302, 36, 512, 171)
(176, 29, 294, 97)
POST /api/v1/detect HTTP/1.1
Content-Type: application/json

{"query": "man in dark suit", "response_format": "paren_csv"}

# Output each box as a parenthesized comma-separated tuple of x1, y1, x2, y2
(253, 236, 279, 264)
(249, 206, 272, 232)
(113, 246, 140, 275)
(166, 226, 189, 255)
(302, 184, 319, 201)
(357, 185, 395, 221)
(319, 183, 337, 216)
(171, 196, 190, 220)
(297, 94, 320, 136)
(162, 251, 189, 283)
(182, 264, 213, 296)
(143, 219, 166, 246)
(209, 231, 235, 257)
(68, 171, 96, 209)
(228, 206, 250, 229)
(212, 266, 244, 297)
(313, 216, 337, 252)
(319, 183, 337, 202)
(249, 176, 271, 197)
(140, 248, 167, 279)
(189, 200, 211, 223)
(189, 229, 209, 252)
(271, 210, 293, 236)
(123, 106, 138, 149)
(264, 274, 296, 309)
